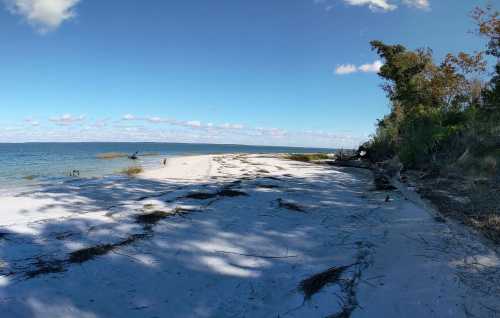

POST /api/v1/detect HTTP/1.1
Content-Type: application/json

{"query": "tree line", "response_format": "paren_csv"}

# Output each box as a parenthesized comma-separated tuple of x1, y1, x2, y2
(364, 5, 499, 175)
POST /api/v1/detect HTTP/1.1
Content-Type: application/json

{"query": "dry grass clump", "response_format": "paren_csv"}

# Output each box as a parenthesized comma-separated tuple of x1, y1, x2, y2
(299, 266, 348, 300)
(96, 152, 128, 160)
(286, 153, 329, 162)
(454, 145, 500, 178)
(122, 166, 143, 176)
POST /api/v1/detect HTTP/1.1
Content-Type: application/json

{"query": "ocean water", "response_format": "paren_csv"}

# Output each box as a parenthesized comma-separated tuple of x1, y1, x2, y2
(0, 142, 335, 189)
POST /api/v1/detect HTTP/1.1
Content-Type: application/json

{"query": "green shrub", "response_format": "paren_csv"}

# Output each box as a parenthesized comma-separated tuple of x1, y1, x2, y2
(121, 166, 143, 176)
(286, 153, 329, 162)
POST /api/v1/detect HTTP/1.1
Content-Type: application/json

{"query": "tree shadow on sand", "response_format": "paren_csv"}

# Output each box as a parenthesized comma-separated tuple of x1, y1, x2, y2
(2, 163, 497, 317)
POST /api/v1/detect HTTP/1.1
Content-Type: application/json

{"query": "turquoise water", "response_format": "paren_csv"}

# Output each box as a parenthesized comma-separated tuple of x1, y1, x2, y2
(0, 142, 335, 189)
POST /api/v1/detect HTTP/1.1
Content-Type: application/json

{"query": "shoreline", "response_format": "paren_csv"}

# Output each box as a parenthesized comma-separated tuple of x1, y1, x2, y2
(0, 153, 499, 317)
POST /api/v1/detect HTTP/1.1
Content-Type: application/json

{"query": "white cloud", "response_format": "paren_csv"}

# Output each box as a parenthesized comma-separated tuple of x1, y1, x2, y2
(403, 0, 429, 10)
(24, 118, 40, 126)
(185, 120, 202, 128)
(4, 0, 80, 33)
(255, 127, 288, 138)
(218, 123, 244, 130)
(343, 0, 396, 12)
(147, 116, 164, 123)
(316, 0, 430, 12)
(90, 119, 109, 128)
(2, 114, 367, 148)
(335, 60, 383, 75)
(335, 64, 358, 75)
(122, 114, 137, 121)
(49, 114, 85, 125)
(358, 60, 383, 73)
(123, 115, 247, 132)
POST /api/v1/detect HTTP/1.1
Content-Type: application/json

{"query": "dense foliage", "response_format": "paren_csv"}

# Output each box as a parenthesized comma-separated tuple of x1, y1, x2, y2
(365, 5, 499, 174)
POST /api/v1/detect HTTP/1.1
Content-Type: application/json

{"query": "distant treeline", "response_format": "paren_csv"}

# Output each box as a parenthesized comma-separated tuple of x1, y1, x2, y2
(363, 5, 499, 176)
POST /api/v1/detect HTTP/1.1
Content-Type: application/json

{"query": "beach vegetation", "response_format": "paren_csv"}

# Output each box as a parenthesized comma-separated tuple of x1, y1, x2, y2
(96, 152, 128, 159)
(286, 153, 330, 162)
(121, 166, 144, 176)
(364, 5, 499, 175)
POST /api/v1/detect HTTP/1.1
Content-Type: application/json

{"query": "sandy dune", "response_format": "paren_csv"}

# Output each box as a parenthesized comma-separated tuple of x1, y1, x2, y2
(0, 154, 499, 317)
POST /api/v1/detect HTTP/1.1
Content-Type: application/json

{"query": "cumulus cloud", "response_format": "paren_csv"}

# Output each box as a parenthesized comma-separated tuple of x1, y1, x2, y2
(185, 120, 202, 128)
(403, 0, 429, 10)
(4, 0, 81, 33)
(49, 114, 85, 125)
(358, 60, 383, 73)
(335, 64, 358, 75)
(335, 60, 383, 75)
(344, 0, 396, 12)
(315, 0, 430, 12)
(122, 114, 138, 121)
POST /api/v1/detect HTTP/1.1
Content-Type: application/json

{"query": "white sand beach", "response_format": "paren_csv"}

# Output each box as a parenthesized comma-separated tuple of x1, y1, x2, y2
(0, 154, 499, 317)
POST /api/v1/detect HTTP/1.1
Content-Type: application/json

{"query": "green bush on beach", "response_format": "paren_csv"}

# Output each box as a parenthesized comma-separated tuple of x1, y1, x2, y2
(121, 166, 144, 176)
(286, 153, 330, 162)
(363, 5, 499, 176)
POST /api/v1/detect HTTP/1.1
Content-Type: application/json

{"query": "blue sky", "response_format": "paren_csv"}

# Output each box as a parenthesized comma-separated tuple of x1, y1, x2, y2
(0, 0, 494, 147)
